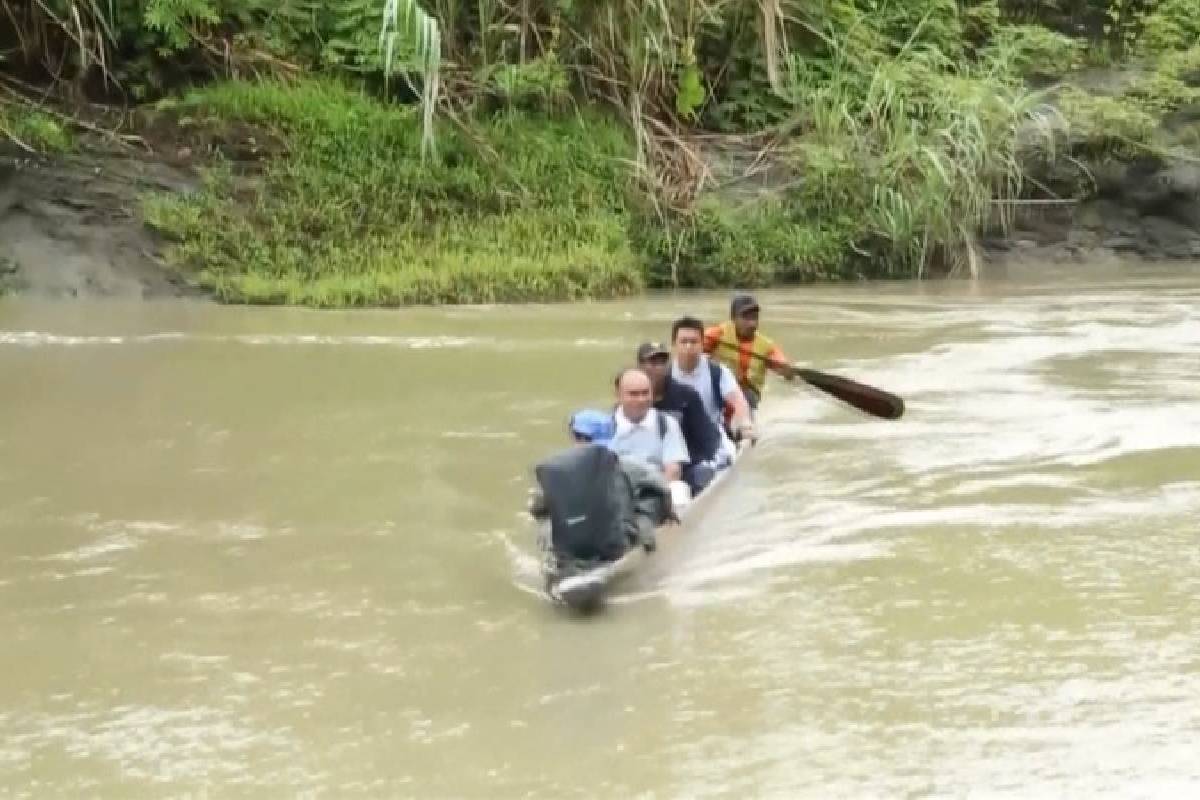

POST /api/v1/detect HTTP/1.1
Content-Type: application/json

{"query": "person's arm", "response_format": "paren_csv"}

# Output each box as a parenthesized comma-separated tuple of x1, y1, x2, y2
(527, 487, 549, 519)
(719, 366, 755, 440)
(620, 457, 673, 543)
(660, 415, 689, 482)
(766, 342, 796, 380)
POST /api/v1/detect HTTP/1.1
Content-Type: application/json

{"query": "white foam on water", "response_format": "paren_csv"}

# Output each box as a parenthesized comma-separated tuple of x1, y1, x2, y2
(613, 283, 1200, 605)
(0, 329, 632, 353)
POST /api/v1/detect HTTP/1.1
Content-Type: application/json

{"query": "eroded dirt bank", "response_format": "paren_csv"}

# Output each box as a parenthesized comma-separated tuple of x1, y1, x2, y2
(985, 152, 1200, 265)
(0, 142, 202, 299)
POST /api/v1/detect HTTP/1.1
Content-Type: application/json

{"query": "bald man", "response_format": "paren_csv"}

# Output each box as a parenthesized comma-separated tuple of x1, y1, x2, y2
(607, 368, 690, 502)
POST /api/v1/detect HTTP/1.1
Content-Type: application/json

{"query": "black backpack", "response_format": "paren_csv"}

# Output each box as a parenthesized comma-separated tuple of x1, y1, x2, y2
(534, 445, 632, 563)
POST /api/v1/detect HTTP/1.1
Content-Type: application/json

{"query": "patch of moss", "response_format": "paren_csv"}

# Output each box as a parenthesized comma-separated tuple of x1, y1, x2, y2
(0, 107, 73, 153)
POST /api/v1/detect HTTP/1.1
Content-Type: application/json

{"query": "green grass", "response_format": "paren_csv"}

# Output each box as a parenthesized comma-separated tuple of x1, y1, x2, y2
(634, 197, 859, 287)
(143, 78, 642, 306)
(145, 76, 917, 305)
(0, 106, 73, 153)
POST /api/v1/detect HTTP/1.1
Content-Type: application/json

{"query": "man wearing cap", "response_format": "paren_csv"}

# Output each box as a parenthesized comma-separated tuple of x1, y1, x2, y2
(635, 340, 724, 496)
(704, 293, 796, 410)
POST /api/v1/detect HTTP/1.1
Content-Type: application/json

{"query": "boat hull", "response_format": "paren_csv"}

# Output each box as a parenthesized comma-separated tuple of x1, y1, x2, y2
(540, 442, 752, 612)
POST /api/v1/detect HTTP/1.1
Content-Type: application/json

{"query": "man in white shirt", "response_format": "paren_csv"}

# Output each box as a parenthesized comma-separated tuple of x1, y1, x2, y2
(607, 367, 692, 507)
(668, 316, 755, 446)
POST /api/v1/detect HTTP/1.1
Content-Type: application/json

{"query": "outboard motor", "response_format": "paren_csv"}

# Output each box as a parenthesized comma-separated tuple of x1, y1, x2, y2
(534, 444, 629, 564)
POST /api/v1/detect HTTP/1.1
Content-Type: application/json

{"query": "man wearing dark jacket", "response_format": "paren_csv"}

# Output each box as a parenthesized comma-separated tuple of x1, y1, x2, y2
(636, 341, 725, 496)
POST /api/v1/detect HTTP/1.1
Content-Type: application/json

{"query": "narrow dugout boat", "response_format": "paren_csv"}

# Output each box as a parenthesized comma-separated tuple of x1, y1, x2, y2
(540, 438, 753, 612)
(535, 351, 905, 612)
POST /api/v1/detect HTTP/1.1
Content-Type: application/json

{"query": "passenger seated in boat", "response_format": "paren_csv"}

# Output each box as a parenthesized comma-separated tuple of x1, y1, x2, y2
(669, 316, 756, 454)
(528, 410, 675, 569)
(606, 367, 693, 509)
(635, 341, 725, 497)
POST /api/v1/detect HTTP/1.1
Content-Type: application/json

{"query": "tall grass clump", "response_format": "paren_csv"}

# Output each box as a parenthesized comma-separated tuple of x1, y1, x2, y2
(785, 18, 1058, 277)
(632, 196, 860, 287)
(648, 7, 1059, 282)
(143, 78, 642, 305)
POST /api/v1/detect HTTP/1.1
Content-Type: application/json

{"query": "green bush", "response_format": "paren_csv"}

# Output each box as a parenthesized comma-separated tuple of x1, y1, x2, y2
(983, 24, 1085, 79)
(483, 58, 572, 111)
(1052, 42, 1200, 157)
(143, 78, 642, 305)
(1138, 0, 1200, 54)
(779, 16, 1049, 276)
(1056, 87, 1159, 155)
(633, 198, 856, 288)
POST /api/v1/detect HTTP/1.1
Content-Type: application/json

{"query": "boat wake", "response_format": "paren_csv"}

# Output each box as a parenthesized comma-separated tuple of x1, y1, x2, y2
(528, 282, 1198, 610)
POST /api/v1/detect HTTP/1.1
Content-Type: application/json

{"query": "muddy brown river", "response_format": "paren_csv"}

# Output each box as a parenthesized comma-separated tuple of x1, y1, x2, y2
(2, 263, 1199, 798)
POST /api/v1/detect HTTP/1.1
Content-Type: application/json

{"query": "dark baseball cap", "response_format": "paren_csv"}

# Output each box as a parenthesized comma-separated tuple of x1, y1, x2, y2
(730, 293, 760, 316)
(636, 341, 670, 361)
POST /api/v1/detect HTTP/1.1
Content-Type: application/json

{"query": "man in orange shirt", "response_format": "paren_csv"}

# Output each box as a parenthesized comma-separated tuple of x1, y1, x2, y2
(703, 293, 796, 410)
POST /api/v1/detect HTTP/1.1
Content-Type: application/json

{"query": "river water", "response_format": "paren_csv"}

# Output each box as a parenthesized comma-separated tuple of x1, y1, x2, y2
(2, 263, 1199, 798)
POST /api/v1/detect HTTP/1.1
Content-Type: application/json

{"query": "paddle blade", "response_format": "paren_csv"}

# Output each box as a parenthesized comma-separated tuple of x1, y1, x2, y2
(795, 368, 905, 420)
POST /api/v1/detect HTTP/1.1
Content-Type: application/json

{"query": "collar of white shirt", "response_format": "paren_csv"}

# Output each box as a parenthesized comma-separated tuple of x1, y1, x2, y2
(673, 357, 706, 379)
(614, 407, 656, 436)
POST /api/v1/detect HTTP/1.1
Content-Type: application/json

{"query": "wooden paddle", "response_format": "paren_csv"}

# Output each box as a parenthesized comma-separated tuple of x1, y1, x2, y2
(715, 341, 904, 420)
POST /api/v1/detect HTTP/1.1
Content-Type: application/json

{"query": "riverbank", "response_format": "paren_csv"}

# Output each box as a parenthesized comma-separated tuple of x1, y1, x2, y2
(3, 21, 1200, 303)
(0, 139, 204, 298)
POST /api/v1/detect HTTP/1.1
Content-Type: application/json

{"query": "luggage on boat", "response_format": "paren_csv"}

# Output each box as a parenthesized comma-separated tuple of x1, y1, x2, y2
(534, 444, 631, 564)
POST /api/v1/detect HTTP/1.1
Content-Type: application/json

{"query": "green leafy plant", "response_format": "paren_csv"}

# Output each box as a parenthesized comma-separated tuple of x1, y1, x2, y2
(380, 0, 441, 157)
(485, 58, 570, 110)
(143, 0, 220, 51)
(1137, 0, 1200, 54)
(983, 24, 1084, 79)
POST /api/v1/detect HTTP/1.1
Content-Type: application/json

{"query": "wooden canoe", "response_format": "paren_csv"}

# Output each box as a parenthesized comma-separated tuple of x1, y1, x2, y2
(545, 439, 753, 611)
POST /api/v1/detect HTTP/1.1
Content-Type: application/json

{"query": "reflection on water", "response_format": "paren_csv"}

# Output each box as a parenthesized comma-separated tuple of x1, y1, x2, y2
(2, 264, 1199, 797)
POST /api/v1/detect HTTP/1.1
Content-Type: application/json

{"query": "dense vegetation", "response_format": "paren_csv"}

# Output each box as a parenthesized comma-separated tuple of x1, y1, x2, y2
(3, 0, 1199, 304)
